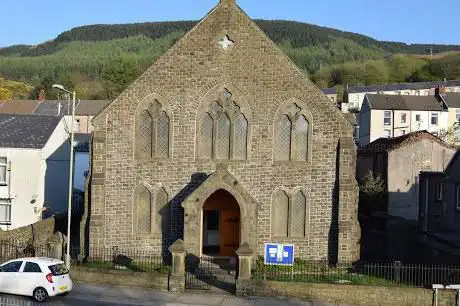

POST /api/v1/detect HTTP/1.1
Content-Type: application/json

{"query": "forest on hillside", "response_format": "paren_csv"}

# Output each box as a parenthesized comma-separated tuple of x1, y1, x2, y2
(0, 20, 459, 100)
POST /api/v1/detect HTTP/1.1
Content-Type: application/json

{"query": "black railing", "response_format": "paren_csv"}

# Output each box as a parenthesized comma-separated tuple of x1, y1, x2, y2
(252, 258, 460, 288)
(0, 241, 170, 275)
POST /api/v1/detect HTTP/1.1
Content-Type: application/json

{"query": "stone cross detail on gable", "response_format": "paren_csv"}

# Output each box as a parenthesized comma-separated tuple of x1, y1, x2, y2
(218, 35, 234, 50)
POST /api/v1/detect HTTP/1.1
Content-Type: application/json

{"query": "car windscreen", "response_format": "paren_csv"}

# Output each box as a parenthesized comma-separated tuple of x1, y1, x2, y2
(48, 263, 69, 276)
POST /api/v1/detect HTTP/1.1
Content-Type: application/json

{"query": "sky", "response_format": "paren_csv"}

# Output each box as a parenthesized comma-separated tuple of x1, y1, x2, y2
(0, 0, 459, 48)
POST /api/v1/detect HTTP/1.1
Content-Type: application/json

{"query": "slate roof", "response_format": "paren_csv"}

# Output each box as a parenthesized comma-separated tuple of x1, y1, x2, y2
(359, 130, 453, 154)
(321, 87, 337, 95)
(441, 93, 460, 108)
(347, 80, 460, 94)
(0, 114, 62, 149)
(366, 94, 445, 111)
(0, 100, 39, 114)
(75, 100, 111, 116)
(0, 100, 110, 116)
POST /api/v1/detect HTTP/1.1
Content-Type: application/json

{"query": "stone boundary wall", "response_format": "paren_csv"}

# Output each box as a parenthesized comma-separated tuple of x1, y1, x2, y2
(0, 216, 65, 245)
(71, 266, 169, 291)
(237, 279, 457, 306)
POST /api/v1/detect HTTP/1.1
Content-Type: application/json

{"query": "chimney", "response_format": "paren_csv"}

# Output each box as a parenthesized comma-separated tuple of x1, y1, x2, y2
(38, 90, 45, 102)
(435, 86, 446, 98)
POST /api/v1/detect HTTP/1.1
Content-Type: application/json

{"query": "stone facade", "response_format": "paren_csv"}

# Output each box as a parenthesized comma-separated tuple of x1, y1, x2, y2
(88, 0, 360, 262)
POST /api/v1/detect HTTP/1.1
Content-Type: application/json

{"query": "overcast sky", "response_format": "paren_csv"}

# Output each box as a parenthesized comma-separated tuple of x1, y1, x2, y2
(1, 0, 459, 47)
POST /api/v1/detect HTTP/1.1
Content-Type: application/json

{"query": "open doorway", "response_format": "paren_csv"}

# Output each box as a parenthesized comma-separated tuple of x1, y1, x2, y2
(202, 189, 240, 257)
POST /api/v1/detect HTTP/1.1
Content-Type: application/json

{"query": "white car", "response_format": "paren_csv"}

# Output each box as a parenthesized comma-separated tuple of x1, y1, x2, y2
(0, 257, 73, 302)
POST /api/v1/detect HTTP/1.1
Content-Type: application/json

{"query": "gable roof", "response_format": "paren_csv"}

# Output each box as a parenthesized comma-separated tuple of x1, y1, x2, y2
(441, 93, 460, 108)
(75, 100, 111, 115)
(359, 130, 454, 154)
(0, 100, 39, 114)
(93, 0, 353, 130)
(347, 80, 460, 94)
(366, 94, 445, 111)
(322, 87, 337, 95)
(0, 114, 62, 149)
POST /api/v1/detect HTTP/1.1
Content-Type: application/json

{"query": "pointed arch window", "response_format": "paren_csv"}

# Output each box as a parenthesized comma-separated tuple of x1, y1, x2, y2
(291, 191, 307, 238)
(135, 100, 171, 159)
(134, 185, 170, 235)
(271, 190, 289, 237)
(197, 88, 249, 160)
(155, 188, 170, 234)
(135, 186, 153, 234)
(274, 103, 312, 162)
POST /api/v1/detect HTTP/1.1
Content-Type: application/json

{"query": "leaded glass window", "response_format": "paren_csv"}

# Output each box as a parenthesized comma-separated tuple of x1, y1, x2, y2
(272, 190, 289, 237)
(199, 114, 213, 159)
(138, 111, 153, 157)
(155, 188, 169, 234)
(276, 115, 291, 161)
(294, 115, 309, 161)
(233, 114, 248, 160)
(216, 114, 231, 160)
(157, 111, 169, 158)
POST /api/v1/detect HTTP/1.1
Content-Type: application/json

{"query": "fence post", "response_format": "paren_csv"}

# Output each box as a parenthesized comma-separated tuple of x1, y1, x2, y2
(394, 261, 402, 284)
(168, 239, 185, 293)
(235, 242, 254, 296)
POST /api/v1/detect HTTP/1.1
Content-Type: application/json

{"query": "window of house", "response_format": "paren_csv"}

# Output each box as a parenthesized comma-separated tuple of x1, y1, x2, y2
(457, 185, 460, 210)
(415, 114, 421, 122)
(0, 157, 6, 185)
(384, 111, 392, 126)
(401, 130, 406, 135)
(384, 129, 391, 138)
(274, 102, 311, 162)
(136, 100, 171, 160)
(431, 113, 439, 125)
(0, 200, 11, 225)
(436, 183, 444, 201)
(197, 89, 249, 160)
(456, 110, 460, 122)
(401, 113, 407, 124)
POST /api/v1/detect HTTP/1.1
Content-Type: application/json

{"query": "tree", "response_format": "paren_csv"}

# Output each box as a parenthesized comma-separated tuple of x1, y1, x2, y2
(437, 123, 460, 146)
(359, 171, 386, 215)
(0, 87, 12, 100)
(102, 56, 140, 98)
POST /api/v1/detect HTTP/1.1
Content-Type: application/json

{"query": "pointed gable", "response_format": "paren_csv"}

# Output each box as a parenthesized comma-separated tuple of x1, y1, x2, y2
(93, 0, 350, 132)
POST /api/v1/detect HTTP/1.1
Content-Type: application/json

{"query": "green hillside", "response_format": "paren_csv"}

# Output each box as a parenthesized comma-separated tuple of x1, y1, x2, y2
(0, 20, 459, 99)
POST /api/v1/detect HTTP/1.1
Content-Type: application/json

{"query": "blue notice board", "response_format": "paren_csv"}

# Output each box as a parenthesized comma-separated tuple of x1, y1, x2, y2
(264, 243, 294, 266)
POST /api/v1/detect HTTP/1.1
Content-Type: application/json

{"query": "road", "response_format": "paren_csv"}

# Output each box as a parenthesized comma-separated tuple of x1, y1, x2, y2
(0, 283, 345, 306)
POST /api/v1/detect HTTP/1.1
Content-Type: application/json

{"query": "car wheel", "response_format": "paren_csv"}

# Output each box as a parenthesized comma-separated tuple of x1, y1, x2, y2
(33, 287, 49, 303)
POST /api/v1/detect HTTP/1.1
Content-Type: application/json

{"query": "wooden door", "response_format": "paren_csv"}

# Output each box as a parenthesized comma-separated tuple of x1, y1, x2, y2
(219, 210, 240, 256)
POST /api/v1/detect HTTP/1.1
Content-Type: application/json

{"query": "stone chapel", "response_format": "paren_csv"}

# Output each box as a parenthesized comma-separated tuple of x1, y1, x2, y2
(87, 0, 360, 262)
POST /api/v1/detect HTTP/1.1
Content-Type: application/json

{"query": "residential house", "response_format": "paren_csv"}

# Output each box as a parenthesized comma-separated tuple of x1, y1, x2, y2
(342, 80, 460, 113)
(87, 0, 360, 262)
(439, 93, 460, 146)
(321, 87, 338, 105)
(0, 114, 70, 230)
(358, 94, 448, 146)
(419, 150, 460, 245)
(358, 131, 456, 221)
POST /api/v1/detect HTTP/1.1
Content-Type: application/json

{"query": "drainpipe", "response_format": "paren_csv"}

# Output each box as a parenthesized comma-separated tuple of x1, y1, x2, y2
(392, 109, 395, 137)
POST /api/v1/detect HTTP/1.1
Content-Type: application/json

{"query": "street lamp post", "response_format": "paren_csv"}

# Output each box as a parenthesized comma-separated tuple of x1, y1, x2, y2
(52, 84, 76, 269)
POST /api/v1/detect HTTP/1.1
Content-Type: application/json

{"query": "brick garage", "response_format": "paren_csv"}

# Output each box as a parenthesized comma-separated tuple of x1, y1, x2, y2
(87, 0, 360, 262)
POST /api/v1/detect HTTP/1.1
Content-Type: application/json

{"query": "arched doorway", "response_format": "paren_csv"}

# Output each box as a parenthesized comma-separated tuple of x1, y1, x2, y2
(202, 189, 240, 257)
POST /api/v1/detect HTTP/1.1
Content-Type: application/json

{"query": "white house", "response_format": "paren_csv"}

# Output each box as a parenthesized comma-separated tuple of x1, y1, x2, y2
(0, 114, 70, 230)
(342, 80, 460, 113)
(358, 94, 449, 146)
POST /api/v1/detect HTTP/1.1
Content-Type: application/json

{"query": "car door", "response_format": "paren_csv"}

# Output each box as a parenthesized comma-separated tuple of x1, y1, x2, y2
(19, 262, 44, 296)
(0, 261, 23, 295)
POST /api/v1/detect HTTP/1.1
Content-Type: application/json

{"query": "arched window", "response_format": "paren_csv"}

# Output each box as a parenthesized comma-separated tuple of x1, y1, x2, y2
(135, 186, 152, 234)
(290, 191, 307, 238)
(155, 188, 169, 234)
(197, 88, 249, 160)
(271, 190, 289, 237)
(135, 100, 171, 159)
(274, 102, 311, 162)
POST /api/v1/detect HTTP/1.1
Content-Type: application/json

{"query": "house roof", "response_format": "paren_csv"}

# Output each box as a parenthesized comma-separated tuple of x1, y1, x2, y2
(359, 130, 454, 154)
(0, 100, 39, 114)
(321, 87, 337, 95)
(0, 114, 62, 149)
(34, 100, 78, 116)
(441, 93, 460, 108)
(347, 80, 460, 94)
(366, 94, 445, 111)
(75, 100, 111, 115)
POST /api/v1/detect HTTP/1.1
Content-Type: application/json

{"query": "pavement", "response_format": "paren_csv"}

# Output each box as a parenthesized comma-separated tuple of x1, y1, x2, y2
(0, 283, 346, 306)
